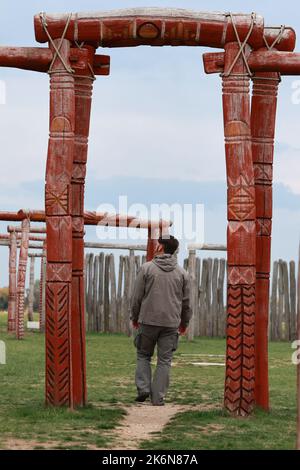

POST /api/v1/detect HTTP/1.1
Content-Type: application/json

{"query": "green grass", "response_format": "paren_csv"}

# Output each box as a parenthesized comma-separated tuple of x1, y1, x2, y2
(0, 312, 297, 450)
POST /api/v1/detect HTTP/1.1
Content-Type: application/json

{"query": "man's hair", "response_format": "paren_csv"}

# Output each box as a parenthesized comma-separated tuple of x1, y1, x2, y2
(158, 235, 179, 255)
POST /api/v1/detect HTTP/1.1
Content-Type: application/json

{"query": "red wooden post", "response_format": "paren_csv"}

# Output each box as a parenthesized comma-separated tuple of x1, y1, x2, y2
(7, 230, 17, 332)
(16, 218, 30, 340)
(70, 45, 96, 406)
(251, 70, 280, 410)
(146, 227, 160, 261)
(45, 38, 75, 407)
(39, 242, 46, 332)
(222, 43, 256, 416)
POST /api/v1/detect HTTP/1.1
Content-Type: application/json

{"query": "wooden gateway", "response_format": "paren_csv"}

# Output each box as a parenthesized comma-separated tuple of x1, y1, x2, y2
(0, 8, 300, 415)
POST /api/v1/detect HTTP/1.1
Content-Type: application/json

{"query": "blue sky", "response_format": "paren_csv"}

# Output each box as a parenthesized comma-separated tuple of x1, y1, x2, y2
(0, 1, 300, 285)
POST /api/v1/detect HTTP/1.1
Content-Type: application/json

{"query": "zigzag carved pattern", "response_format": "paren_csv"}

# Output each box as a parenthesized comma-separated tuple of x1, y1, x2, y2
(225, 284, 255, 416)
(46, 282, 70, 406)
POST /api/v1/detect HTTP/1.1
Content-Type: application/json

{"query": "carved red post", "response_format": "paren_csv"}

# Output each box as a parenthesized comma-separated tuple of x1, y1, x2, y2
(39, 242, 46, 332)
(251, 70, 280, 410)
(28, 255, 35, 322)
(45, 38, 75, 407)
(71, 45, 96, 406)
(16, 218, 30, 339)
(146, 227, 160, 261)
(7, 230, 17, 332)
(222, 43, 256, 416)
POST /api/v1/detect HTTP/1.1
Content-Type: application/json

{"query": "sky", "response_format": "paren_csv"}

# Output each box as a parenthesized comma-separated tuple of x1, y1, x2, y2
(0, 0, 300, 285)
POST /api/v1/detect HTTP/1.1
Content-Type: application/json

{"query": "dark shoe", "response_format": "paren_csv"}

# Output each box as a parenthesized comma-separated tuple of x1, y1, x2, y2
(152, 402, 165, 406)
(135, 393, 150, 403)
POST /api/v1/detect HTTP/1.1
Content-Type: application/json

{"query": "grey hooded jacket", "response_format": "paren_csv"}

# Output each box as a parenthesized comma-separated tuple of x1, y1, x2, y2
(130, 254, 192, 328)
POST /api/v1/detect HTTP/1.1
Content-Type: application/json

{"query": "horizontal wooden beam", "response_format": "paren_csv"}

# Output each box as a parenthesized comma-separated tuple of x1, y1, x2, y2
(84, 242, 147, 251)
(0, 46, 110, 75)
(33, 9, 296, 51)
(0, 210, 172, 229)
(188, 243, 227, 252)
(203, 50, 300, 75)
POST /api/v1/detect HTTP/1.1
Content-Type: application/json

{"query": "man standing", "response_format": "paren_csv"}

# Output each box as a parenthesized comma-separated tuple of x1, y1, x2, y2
(130, 236, 192, 406)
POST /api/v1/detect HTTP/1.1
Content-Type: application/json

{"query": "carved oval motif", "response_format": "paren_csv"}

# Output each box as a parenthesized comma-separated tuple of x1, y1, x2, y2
(137, 22, 160, 39)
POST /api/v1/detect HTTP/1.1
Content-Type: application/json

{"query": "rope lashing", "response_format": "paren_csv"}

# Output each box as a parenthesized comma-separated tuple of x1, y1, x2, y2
(39, 12, 74, 74)
(73, 39, 96, 80)
(222, 12, 256, 78)
(252, 25, 285, 83)
(263, 25, 286, 50)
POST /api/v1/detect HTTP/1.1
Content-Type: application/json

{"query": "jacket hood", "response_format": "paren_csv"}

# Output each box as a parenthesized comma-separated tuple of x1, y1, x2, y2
(152, 254, 177, 272)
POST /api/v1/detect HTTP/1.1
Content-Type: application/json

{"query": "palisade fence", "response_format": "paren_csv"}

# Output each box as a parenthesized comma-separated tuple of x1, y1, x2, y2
(84, 253, 298, 341)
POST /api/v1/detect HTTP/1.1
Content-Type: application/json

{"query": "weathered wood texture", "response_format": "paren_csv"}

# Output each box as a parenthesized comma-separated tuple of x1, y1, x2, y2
(222, 43, 256, 416)
(7, 231, 18, 332)
(45, 39, 75, 407)
(269, 260, 298, 341)
(251, 69, 280, 410)
(27, 256, 35, 322)
(16, 218, 30, 340)
(34, 9, 295, 51)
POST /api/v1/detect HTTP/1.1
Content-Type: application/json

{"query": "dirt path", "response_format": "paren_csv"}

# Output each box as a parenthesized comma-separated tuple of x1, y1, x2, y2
(109, 402, 218, 450)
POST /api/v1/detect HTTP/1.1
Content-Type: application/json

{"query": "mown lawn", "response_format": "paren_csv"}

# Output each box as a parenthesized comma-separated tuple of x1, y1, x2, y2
(0, 311, 297, 450)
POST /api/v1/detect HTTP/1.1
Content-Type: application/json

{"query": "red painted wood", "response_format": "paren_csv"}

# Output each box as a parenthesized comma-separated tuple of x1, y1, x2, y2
(0, 210, 170, 229)
(146, 227, 160, 261)
(16, 218, 30, 340)
(0, 46, 110, 75)
(251, 70, 280, 410)
(39, 242, 46, 333)
(222, 43, 256, 416)
(7, 231, 17, 333)
(45, 39, 75, 407)
(204, 50, 300, 76)
(34, 10, 295, 51)
(70, 45, 96, 407)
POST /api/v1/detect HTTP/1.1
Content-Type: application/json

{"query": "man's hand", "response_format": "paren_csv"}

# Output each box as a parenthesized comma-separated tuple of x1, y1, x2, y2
(178, 324, 187, 335)
(132, 321, 139, 330)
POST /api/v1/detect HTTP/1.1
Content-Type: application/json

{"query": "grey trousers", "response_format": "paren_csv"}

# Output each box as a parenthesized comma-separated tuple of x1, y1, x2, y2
(134, 323, 179, 405)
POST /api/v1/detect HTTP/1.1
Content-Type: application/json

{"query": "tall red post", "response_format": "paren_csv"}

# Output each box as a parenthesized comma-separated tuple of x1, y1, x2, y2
(7, 230, 17, 332)
(45, 39, 75, 407)
(146, 227, 160, 261)
(222, 43, 256, 416)
(70, 46, 95, 406)
(251, 70, 280, 410)
(16, 218, 30, 339)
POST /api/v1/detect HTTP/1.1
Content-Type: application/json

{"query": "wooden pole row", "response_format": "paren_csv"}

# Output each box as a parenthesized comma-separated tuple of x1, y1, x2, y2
(269, 259, 298, 341)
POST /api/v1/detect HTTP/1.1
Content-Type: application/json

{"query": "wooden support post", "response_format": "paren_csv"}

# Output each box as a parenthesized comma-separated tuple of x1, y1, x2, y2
(97, 252, 105, 332)
(290, 261, 297, 341)
(251, 70, 280, 410)
(187, 250, 196, 341)
(92, 255, 99, 332)
(270, 261, 279, 341)
(28, 256, 35, 322)
(71, 45, 96, 405)
(45, 38, 75, 407)
(222, 43, 256, 416)
(146, 227, 159, 261)
(16, 218, 30, 340)
(110, 254, 117, 333)
(7, 230, 17, 332)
